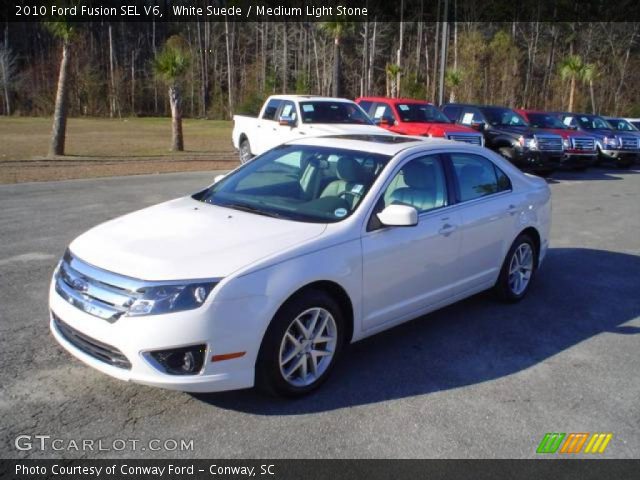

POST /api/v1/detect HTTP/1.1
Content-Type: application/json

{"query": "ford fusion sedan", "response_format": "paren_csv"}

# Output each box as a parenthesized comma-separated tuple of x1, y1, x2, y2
(50, 135, 551, 397)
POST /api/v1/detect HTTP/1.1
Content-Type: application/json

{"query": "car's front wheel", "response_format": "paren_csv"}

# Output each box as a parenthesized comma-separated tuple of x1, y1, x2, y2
(495, 233, 538, 302)
(256, 290, 344, 397)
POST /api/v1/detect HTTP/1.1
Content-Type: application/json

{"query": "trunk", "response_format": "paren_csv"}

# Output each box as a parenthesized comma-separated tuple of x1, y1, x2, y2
(152, 20, 158, 115)
(130, 50, 135, 114)
(568, 76, 576, 112)
(108, 24, 116, 118)
(589, 79, 596, 113)
(368, 21, 377, 94)
(224, 20, 233, 117)
(168, 85, 184, 152)
(438, 0, 448, 106)
(361, 20, 369, 96)
(396, 1, 404, 96)
(332, 36, 340, 97)
(282, 25, 288, 93)
(49, 41, 70, 157)
(1, 56, 9, 115)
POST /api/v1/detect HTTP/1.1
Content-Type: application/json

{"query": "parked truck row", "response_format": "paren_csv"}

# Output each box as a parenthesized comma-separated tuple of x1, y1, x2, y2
(233, 95, 640, 176)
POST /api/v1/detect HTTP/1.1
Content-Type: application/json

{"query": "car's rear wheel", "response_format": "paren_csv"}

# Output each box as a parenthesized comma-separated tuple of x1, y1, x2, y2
(495, 233, 537, 302)
(498, 146, 516, 162)
(239, 139, 253, 164)
(256, 290, 344, 397)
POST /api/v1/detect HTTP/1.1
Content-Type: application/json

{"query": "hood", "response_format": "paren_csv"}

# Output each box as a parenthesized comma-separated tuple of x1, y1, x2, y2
(69, 197, 326, 281)
(304, 123, 390, 136)
(493, 125, 534, 137)
(531, 127, 571, 139)
(579, 128, 614, 139)
(396, 122, 479, 137)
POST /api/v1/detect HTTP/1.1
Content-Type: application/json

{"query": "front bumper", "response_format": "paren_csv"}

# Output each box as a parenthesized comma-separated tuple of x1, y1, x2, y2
(512, 149, 563, 172)
(49, 282, 259, 393)
(562, 151, 597, 167)
(599, 149, 635, 164)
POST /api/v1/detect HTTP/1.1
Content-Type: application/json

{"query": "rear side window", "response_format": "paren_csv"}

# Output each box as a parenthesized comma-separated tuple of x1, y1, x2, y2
(371, 102, 396, 124)
(442, 105, 461, 122)
(262, 99, 283, 120)
(450, 153, 511, 202)
(358, 101, 374, 115)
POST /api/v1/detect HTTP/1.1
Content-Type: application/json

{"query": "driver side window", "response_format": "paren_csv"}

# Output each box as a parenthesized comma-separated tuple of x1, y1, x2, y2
(381, 155, 447, 213)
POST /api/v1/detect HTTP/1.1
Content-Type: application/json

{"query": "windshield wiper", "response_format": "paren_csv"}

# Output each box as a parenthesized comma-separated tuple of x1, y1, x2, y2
(222, 202, 285, 219)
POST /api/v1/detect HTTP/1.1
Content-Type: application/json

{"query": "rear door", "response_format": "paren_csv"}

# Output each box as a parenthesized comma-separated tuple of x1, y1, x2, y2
(445, 151, 514, 293)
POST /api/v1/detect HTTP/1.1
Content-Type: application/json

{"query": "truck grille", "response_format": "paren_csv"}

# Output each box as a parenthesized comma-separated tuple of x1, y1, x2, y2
(54, 250, 142, 322)
(535, 135, 564, 152)
(619, 136, 639, 150)
(572, 137, 596, 151)
(446, 134, 483, 146)
(53, 312, 132, 369)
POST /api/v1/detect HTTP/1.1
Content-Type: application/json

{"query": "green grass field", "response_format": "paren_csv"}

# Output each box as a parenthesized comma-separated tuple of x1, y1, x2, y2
(0, 117, 237, 183)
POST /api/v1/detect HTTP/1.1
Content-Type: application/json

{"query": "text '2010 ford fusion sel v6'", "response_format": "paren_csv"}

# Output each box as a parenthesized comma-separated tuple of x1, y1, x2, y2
(49, 135, 551, 397)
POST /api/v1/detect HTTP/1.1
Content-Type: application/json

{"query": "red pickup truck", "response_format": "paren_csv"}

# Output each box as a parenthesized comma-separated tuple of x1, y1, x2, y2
(356, 96, 484, 146)
(516, 109, 597, 169)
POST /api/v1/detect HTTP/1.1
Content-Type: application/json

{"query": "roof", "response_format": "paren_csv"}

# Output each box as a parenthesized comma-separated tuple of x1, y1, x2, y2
(266, 95, 356, 103)
(356, 96, 435, 105)
(284, 134, 455, 156)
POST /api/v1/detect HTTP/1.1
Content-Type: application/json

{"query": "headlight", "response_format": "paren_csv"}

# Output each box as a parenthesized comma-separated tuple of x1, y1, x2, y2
(519, 136, 537, 150)
(603, 136, 619, 147)
(563, 138, 571, 149)
(128, 282, 217, 316)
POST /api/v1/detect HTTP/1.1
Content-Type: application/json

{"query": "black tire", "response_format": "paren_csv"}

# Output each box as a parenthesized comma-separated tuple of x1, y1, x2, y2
(239, 138, 253, 164)
(535, 169, 554, 178)
(498, 146, 516, 162)
(494, 233, 538, 303)
(256, 290, 345, 397)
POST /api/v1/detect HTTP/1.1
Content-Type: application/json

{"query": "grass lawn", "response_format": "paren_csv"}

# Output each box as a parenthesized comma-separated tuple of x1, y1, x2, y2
(0, 117, 237, 183)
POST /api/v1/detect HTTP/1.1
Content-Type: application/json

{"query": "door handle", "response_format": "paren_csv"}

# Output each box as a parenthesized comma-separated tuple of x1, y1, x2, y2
(439, 223, 457, 236)
(507, 204, 518, 215)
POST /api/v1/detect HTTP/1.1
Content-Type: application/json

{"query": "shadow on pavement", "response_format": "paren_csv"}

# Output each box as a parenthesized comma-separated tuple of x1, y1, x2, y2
(193, 247, 640, 414)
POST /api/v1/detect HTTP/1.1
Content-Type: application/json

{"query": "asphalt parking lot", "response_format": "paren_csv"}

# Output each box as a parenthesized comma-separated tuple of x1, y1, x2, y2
(1, 166, 639, 459)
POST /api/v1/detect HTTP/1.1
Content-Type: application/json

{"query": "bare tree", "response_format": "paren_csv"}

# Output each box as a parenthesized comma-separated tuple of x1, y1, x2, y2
(0, 43, 16, 115)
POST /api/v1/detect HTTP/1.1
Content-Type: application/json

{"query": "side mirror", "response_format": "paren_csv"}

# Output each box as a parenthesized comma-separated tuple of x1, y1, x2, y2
(470, 121, 486, 131)
(278, 115, 296, 127)
(214, 174, 226, 183)
(374, 118, 394, 127)
(568, 124, 578, 130)
(377, 204, 418, 227)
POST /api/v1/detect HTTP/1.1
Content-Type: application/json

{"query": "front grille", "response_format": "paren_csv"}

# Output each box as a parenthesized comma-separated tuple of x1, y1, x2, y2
(54, 251, 142, 322)
(619, 136, 639, 150)
(572, 137, 596, 151)
(53, 313, 132, 369)
(446, 134, 483, 146)
(535, 135, 563, 152)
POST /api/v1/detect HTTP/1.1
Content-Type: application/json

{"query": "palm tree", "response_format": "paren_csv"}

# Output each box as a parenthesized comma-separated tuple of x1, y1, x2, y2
(154, 36, 191, 152)
(445, 69, 463, 103)
(559, 54, 585, 112)
(45, 21, 76, 157)
(320, 21, 353, 97)
(386, 64, 401, 98)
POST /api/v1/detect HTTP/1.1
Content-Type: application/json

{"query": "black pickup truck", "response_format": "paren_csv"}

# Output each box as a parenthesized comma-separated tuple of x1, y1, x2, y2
(441, 103, 564, 176)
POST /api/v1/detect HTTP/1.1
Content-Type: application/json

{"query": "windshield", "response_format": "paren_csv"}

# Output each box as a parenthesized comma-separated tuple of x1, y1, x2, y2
(607, 118, 638, 132)
(299, 101, 373, 125)
(527, 113, 567, 129)
(482, 108, 528, 127)
(194, 145, 391, 223)
(576, 115, 611, 130)
(394, 103, 451, 123)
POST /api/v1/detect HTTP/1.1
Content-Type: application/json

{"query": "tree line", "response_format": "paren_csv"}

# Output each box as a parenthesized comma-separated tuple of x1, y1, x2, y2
(1, 20, 639, 153)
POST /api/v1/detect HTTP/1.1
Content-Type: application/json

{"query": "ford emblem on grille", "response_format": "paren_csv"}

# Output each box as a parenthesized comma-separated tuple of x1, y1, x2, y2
(71, 277, 89, 292)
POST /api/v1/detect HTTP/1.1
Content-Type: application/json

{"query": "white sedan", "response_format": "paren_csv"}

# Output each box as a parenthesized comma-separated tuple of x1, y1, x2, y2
(49, 135, 551, 397)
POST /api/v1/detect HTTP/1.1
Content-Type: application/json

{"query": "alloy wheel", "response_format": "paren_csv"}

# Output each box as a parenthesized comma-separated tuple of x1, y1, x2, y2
(508, 243, 534, 296)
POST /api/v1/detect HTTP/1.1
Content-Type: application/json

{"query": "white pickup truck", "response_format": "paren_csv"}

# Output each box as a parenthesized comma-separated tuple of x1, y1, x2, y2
(232, 95, 389, 163)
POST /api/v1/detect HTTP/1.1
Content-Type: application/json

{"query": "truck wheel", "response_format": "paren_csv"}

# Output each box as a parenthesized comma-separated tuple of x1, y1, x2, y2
(498, 146, 516, 162)
(239, 139, 253, 164)
(256, 290, 345, 397)
(494, 233, 538, 303)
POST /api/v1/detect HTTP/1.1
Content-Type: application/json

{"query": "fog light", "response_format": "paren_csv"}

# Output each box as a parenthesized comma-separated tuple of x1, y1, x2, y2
(148, 344, 206, 375)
